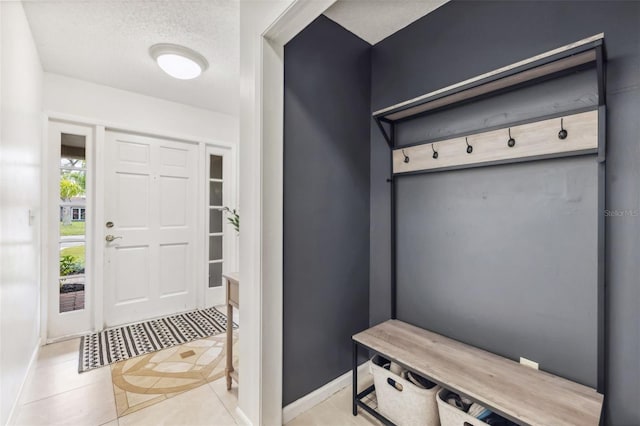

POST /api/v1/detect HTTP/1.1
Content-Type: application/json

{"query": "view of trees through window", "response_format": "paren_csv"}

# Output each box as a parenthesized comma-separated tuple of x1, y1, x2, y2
(59, 142, 87, 313)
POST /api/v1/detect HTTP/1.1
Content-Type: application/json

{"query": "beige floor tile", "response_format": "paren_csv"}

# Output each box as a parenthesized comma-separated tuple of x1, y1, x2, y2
(13, 380, 117, 426)
(327, 387, 382, 426)
(99, 420, 120, 426)
(150, 361, 194, 373)
(125, 390, 164, 407)
(118, 375, 161, 390)
(197, 346, 224, 365)
(151, 376, 204, 391)
(118, 384, 237, 426)
(148, 347, 180, 364)
(285, 373, 380, 426)
(286, 397, 359, 426)
(36, 339, 81, 367)
(114, 391, 130, 416)
(209, 377, 241, 424)
(21, 357, 112, 404)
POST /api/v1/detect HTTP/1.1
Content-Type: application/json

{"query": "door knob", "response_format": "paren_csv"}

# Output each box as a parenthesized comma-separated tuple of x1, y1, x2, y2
(105, 235, 123, 242)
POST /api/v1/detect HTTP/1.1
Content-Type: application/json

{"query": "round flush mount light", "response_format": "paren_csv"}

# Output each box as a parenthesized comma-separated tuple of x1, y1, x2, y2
(149, 43, 209, 80)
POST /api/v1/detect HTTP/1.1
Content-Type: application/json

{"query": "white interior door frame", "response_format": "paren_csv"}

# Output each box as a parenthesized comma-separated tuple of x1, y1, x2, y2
(41, 112, 237, 339)
(238, 1, 336, 424)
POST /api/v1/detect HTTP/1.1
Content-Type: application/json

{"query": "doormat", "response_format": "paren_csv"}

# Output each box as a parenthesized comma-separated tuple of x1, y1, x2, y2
(79, 307, 237, 373)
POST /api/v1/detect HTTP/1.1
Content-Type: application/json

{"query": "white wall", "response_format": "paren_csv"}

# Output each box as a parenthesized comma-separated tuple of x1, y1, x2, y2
(44, 73, 239, 144)
(238, 1, 294, 424)
(239, 2, 337, 425)
(0, 2, 44, 424)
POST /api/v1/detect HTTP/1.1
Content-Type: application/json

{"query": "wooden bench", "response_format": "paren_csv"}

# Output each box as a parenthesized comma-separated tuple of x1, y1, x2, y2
(352, 320, 603, 426)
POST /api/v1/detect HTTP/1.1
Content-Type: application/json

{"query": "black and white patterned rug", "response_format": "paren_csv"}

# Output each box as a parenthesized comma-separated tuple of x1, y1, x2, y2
(79, 307, 236, 372)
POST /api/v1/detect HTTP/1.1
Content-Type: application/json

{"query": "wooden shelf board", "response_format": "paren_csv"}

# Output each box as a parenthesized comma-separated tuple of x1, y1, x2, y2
(385, 50, 596, 121)
(353, 320, 603, 426)
(373, 33, 603, 121)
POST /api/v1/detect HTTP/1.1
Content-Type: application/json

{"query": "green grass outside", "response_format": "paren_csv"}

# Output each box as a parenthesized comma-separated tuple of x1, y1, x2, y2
(60, 245, 86, 266)
(60, 221, 85, 236)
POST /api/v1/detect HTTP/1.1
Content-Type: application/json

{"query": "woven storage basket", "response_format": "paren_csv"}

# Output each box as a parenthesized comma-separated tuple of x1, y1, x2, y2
(370, 355, 440, 426)
(437, 389, 487, 426)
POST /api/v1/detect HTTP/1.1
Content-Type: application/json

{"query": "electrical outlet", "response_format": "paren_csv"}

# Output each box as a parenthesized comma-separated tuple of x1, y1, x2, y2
(519, 357, 539, 370)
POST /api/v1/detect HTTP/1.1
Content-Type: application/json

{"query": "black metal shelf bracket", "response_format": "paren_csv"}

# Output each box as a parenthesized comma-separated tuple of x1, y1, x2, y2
(375, 117, 394, 148)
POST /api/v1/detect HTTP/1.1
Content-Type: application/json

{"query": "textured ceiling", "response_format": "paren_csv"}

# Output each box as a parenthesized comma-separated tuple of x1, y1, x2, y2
(324, 0, 449, 45)
(23, 0, 239, 115)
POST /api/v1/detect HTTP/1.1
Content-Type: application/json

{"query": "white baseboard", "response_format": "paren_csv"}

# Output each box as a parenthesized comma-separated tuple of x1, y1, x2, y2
(6, 338, 41, 426)
(235, 406, 253, 426)
(282, 361, 370, 424)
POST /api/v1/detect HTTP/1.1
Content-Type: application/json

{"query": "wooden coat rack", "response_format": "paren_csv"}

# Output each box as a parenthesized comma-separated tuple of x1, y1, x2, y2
(393, 110, 600, 174)
(367, 33, 607, 409)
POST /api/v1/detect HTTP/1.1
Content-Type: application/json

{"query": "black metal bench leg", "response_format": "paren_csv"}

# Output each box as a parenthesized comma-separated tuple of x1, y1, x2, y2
(352, 340, 358, 416)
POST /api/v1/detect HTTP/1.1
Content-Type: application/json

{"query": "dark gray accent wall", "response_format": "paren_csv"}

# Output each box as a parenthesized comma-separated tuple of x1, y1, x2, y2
(397, 156, 599, 387)
(283, 15, 371, 406)
(370, 2, 640, 424)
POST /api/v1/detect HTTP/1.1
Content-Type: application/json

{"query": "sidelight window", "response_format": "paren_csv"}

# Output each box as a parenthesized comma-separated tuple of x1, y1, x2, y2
(58, 134, 87, 313)
(208, 154, 224, 288)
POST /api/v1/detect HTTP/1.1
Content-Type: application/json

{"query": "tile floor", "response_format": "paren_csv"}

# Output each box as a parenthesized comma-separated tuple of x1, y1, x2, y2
(112, 332, 237, 417)
(10, 334, 380, 426)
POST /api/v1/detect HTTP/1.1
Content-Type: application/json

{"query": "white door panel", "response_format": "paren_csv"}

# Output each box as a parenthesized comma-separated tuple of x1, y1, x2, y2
(105, 132, 197, 327)
(159, 243, 188, 296)
(114, 245, 150, 303)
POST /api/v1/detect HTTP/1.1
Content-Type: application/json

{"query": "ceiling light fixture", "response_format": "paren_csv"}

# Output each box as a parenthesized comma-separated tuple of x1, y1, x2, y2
(149, 43, 209, 80)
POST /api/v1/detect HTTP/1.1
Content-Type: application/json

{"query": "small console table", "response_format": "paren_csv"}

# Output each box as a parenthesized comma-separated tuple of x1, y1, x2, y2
(223, 272, 239, 390)
(352, 320, 603, 426)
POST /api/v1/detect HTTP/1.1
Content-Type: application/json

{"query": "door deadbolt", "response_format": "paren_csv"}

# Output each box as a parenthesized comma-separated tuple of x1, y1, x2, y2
(105, 235, 122, 242)
(106, 221, 114, 228)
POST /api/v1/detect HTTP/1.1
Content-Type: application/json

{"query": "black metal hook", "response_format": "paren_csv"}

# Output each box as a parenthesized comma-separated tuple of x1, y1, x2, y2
(431, 144, 438, 159)
(402, 149, 410, 163)
(558, 118, 568, 140)
(465, 137, 473, 154)
(507, 128, 516, 147)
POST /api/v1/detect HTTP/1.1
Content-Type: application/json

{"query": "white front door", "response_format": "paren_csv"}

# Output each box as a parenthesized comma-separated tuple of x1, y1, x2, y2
(104, 131, 197, 327)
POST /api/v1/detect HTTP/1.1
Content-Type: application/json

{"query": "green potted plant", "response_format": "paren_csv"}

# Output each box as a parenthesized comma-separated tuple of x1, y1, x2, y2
(221, 207, 239, 233)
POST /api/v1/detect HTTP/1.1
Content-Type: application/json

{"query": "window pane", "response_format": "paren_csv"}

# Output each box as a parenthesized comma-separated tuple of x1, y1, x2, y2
(59, 133, 86, 313)
(60, 133, 86, 169)
(210, 155, 223, 179)
(209, 181, 223, 206)
(209, 236, 223, 260)
(208, 262, 223, 288)
(59, 242, 85, 312)
(210, 208, 223, 233)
